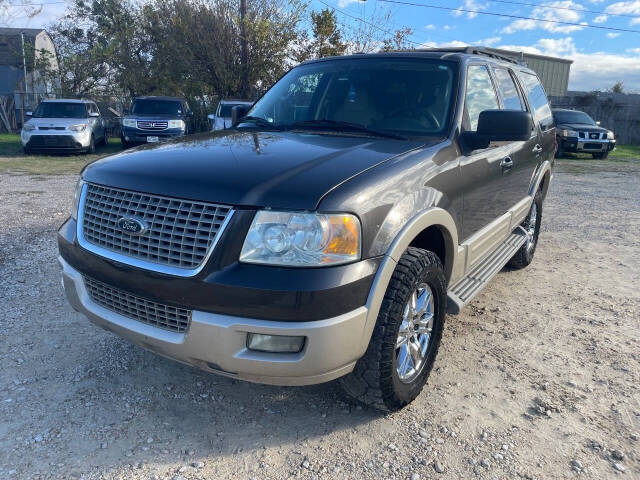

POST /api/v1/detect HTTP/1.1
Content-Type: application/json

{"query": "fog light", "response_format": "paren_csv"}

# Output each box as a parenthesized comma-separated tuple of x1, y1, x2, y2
(246, 333, 305, 353)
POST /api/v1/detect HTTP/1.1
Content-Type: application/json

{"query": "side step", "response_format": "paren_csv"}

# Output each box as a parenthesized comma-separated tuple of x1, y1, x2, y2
(446, 229, 527, 314)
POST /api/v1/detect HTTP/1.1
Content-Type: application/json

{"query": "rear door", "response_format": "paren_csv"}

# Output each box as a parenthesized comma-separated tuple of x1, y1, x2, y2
(491, 66, 539, 207)
(517, 71, 555, 168)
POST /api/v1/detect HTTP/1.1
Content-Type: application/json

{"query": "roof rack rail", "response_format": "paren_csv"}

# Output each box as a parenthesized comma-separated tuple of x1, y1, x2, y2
(418, 46, 523, 65)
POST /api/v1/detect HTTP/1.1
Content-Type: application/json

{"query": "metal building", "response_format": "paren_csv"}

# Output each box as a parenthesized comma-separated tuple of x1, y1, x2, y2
(486, 47, 573, 96)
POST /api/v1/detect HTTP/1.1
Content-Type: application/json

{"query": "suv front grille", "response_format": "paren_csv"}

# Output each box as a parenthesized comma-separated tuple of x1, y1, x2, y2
(80, 183, 232, 272)
(137, 121, 168, 130)
(83, 276, 191, 333)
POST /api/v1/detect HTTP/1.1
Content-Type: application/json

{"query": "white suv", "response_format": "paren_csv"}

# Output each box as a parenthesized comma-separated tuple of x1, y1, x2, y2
(21, 99, 107, 154)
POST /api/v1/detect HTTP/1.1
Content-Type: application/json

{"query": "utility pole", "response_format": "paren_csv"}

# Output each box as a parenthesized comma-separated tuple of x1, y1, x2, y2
(240, 0, 249, 98)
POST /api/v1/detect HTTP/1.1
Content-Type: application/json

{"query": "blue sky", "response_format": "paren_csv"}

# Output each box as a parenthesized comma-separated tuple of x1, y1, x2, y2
(5, 0, 640, 92)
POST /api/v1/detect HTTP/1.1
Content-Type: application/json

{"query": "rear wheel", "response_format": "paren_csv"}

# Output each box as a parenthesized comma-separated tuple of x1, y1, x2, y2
(340, 247, 446, 411)
(508, 189, 543, 269)
(555, 140, 564, 158)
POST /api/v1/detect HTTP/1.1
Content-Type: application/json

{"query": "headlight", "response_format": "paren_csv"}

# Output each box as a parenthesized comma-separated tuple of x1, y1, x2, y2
(560, 129, 577, 137)
(240, 211, 361, 267)
(23, 124, 35, 132)
(168, 119, 185, 129)
(69, 124, 87, 132)
(72, 178, 86, 220)
(122, 118, 137, 128)
(607, 131, 615, 140)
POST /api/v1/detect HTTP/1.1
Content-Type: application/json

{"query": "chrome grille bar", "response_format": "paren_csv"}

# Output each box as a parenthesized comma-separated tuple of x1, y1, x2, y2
(78, 183, 233, 276)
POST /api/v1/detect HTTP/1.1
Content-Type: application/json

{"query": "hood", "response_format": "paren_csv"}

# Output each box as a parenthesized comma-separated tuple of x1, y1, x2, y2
(82, 130, 428, 210)
(556, 122, 609, 133)
(125, 113, 185, 120)
(25, 117, 88, 128)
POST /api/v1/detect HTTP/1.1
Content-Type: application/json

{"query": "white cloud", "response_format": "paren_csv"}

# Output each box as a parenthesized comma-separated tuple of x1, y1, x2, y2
(478, 36, 502, 46)
(424, 37, 640, 91)
(593, 14, 608, 23)
(443, 24, 453, 30)
(606, 32, 621, 37)
(337, 0, 360, 7)
(605, 1, 640, 15)
(425, 24, 436, 30)
(631, 17, 640, 24)
(502, 1, 588, 34)
(453, 0, 488, 20)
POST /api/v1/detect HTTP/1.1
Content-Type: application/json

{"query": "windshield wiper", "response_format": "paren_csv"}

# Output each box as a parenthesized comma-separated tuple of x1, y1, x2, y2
(287, 119, 407, 140)
(236, 116, 283, 130)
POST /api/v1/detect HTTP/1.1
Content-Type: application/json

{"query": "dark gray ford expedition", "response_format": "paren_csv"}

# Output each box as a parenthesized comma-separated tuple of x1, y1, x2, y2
(58, 47, 555, 411)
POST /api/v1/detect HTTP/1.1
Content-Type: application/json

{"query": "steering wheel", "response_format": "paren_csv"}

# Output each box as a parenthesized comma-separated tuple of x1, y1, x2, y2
(386, 106, 441, 131)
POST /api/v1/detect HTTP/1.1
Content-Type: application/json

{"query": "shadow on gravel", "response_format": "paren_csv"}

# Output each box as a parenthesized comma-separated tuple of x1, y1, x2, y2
(57, 332, 382, 468)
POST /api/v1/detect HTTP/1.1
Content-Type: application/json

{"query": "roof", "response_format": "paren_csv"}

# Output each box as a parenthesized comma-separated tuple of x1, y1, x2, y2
(485, 47, 573, 65)
(133, 96, 185, 101)
(0, 27, 46, 38)
(40, 99, 93, 104)
(220, 99, 252, 104)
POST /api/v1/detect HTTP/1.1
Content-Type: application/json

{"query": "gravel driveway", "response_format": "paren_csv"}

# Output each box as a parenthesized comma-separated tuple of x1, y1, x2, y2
(1, 160, 638, 480)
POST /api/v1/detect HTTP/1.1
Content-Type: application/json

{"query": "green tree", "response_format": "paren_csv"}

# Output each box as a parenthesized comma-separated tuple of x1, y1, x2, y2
(305, 8, 346, 59)
(610, 81, 624, 94)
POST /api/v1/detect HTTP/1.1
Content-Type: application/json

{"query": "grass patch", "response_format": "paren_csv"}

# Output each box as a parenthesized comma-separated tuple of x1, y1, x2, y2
(0, 133, 122, 175)
(609, 144, 640, 160)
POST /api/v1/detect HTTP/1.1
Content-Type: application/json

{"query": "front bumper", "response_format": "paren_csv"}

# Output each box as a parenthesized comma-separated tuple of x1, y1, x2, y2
(22, 131, 92, 151)
(559, 136, 616, 153)
(121, 127, 185, 144)
(60, 256, 368, 385)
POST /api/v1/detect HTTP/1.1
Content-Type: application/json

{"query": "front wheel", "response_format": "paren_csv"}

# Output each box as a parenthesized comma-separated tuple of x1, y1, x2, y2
(508, 189, 543, 269)
(592, 151, 608, 159)
(86, 135, 95, 154)
(340, 247, 446, 411)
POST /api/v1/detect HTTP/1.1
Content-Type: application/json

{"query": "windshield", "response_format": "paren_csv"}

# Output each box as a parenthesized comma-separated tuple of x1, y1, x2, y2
(219, 103, 249, 117)
(245, 58, 457, 137)
(131, 100, 183, 115)
(553, 110, 595, 125)
(33, 102, 87, 118)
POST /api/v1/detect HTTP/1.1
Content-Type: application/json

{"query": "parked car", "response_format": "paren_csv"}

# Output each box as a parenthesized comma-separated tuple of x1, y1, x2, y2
(59, 47, 554, 411)
(120, 96, 193, 148)
(21, 99, 107, 154)
(208, 99, 253, 131)
(553, 108, 615, 159)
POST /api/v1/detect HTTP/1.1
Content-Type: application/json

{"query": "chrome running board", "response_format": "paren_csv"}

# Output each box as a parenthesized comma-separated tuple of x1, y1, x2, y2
(446, 229, 527, 314)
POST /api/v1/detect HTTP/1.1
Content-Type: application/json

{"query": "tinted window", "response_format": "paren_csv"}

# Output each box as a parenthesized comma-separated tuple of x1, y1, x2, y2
(520, 73, 553, 130)
(553, 110, 595, 125)
(219, 103, 249, 117)
(464, 65, 500, 131)
(33, 102, 87, 118)
(131, 100, 183, 115)
(248, 58, 458, 136)
(493, 68, 524, 111)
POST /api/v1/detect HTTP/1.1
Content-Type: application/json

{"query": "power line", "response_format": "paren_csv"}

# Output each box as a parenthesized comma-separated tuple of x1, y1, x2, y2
(376, 0, 640, 34)
(485, 0, 640, 20)
(314, 0, 424, 46)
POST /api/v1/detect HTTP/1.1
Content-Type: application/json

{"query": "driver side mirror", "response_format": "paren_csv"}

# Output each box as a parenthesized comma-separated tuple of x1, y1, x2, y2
(231, 105, 250, 126)
(461, 110, 533, 150)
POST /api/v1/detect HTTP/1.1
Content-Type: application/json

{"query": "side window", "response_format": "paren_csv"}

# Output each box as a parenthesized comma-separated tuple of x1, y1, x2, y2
(464, 65, 500, 132)
(519, 72, 553, 130)
(93, 103, 100, 115)
(493, 68, 525, 111)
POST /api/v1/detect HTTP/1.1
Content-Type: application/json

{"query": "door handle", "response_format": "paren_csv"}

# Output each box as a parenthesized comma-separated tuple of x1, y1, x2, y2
(533, 144, 543, 154)
(500, 156, 513, 172)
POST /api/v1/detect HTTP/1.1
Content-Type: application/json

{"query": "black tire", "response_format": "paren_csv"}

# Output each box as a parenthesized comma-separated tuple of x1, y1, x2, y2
(508, 189, 543, 269)
(555, 141, 564, 159)
(23, 146, 31, 155)
(121, 138, 131, 150)
(101, 131, 109, 146)
(340, 247, 446, 412)
(87, 135, 96, 154)
(592, 151, 608, 159)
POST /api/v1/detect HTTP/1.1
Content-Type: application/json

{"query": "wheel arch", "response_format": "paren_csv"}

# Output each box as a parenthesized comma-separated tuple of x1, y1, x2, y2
(358, 207, 459, 356)
(531, 160, 553, 200)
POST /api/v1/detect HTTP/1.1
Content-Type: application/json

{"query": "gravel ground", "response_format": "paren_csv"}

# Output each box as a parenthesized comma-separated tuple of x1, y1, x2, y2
(1, 160, 639, 480)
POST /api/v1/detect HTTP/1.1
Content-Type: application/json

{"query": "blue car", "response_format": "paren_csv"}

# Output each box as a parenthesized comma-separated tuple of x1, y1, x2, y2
(120, 96, 193, 149)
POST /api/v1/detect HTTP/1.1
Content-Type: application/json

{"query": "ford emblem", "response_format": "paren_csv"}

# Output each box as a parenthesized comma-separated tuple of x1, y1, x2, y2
(117, 217, 147, 236)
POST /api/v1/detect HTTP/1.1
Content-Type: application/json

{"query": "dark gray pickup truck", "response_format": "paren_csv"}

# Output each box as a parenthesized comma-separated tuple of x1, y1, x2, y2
(58, 47, 555, 411)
